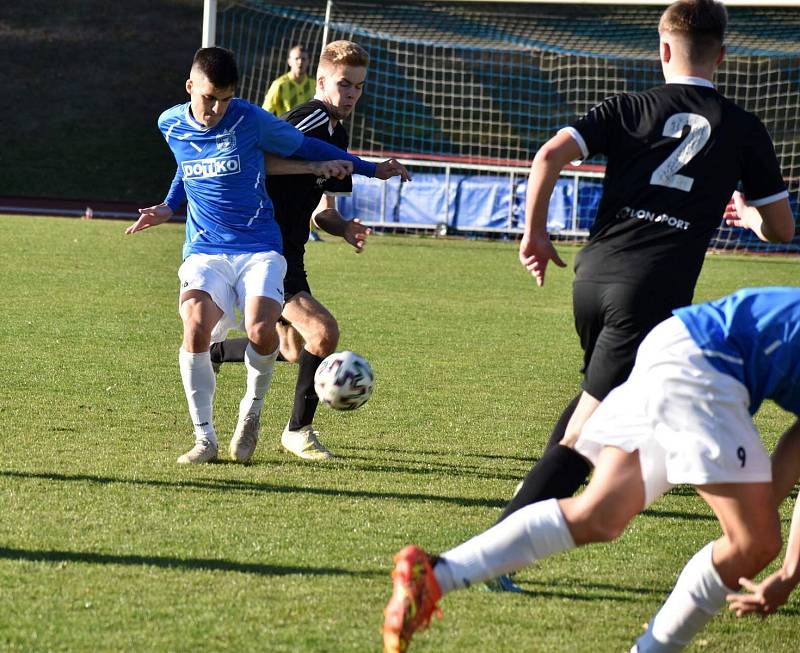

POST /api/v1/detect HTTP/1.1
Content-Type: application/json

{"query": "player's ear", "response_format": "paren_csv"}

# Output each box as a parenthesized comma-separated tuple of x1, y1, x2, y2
(660, 39, 671, 64)
(185, 78, 193, 95)
(716, 44, 726, 67)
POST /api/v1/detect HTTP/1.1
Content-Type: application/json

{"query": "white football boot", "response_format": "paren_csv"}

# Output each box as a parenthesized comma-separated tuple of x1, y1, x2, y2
(229, 413, 260, 463)
(281, 424, 333, 460)
(177, 438, 218, 464)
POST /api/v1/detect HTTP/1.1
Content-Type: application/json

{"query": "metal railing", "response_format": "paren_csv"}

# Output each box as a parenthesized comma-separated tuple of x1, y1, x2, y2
(356, 155, 604, 236)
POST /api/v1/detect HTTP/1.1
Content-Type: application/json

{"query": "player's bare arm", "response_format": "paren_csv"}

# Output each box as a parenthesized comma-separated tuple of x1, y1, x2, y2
(312, 194, 371, 253)
(724, 191, 795, 243)
(374, 158, 411, 182)
(519, 130, 581, 286)
(126, 203, 174, 235)
(265, 154, 353, 179)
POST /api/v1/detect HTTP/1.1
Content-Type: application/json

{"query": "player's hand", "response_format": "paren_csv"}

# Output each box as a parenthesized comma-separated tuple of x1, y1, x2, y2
(310, 159, 353, 180)
(343, 218, 372, 253)
(374, 158, 411, 182)
(723, 191, 756, 231)
(519, 230, 566, 287)
(726, 573, 796, 618)
(126, 203, 173, 235)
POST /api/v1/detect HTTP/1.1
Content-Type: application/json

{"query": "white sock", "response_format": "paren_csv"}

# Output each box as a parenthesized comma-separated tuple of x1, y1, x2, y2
(434, 498, 575, 594)
(238, 343, 279, 419)
(636, 542, 733, 653)
(178, 348, 217, 444)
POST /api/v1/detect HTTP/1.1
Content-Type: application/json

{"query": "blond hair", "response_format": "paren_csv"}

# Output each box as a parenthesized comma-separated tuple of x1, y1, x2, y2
(659, 0, 727, 64)
(318, 40, 369, 73)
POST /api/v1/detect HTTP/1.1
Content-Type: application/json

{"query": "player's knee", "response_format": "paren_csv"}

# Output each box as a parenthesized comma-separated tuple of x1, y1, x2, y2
(762, 534, 783, 566)
(569, 503, 628, 543)
(246, 321, 278, 353)
(730, 524, 782, 573)
(180, 297, 205, 327)
(591, 515, 628, 543)
(747, 529, 782, 569)
(180, 302, 213, 349)
(559, 429, 580, 449)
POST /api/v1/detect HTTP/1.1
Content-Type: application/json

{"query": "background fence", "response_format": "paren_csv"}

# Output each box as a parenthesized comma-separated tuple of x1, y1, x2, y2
(218, 0, 800, 252)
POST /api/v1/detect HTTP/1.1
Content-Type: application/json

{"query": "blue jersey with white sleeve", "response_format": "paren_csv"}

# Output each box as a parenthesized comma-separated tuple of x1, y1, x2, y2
(675, 287, 800, 415)
(158, 98, 303, 259)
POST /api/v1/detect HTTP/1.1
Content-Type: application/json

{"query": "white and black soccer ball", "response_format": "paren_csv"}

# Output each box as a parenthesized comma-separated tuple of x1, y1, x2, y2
(314, 351, 374, 411)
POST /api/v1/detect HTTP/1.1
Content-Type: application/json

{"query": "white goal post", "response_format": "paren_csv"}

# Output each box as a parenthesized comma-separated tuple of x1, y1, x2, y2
(203, 0, 218, 47)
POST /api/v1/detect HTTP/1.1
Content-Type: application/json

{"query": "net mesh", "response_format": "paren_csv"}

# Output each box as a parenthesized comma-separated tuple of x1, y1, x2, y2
(218, 0, 800, 252)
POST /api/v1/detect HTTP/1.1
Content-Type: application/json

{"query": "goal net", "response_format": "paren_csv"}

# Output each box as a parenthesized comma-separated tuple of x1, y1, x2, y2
(217, 0, 800, 252)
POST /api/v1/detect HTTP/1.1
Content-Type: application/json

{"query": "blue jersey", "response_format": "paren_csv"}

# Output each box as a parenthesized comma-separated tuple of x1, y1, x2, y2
(158, 98, 303, 259)
(675, 287, 800, 415)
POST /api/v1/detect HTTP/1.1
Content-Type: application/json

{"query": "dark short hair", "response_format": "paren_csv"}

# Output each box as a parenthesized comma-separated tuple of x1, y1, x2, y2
(192, 47, 239, 88)
(659, 0, 727, 64)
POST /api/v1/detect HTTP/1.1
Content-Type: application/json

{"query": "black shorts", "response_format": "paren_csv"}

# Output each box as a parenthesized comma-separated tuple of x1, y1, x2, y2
(572, 280, 689, 401)
(284, 257, 311, 302)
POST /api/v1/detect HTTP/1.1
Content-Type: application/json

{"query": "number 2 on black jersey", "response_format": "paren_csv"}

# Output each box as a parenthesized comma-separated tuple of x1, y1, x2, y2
(650, 113, 711, 192)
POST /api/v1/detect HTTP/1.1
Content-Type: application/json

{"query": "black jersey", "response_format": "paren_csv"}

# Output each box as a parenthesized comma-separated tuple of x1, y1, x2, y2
(265, 99, 352, 267)
(570, 80, 787, 299)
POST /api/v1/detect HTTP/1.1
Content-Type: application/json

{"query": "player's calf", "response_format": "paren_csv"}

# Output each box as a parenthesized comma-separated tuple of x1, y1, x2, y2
(283, 293, 339, 356)
(311, 313, 339, 356)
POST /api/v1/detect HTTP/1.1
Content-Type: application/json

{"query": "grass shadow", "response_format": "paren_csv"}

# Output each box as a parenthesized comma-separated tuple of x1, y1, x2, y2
(0, 546, 381, 578)
(504, 577, 670, 603)
(338, 443, 539, 464)
(3, 470, 727, 523)
(0, 469, 507, 510)
(640, 508, 717, 523)
(336, 453, 528, 481)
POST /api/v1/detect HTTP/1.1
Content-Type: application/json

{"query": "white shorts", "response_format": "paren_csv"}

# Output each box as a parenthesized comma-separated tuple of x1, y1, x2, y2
(178, 251, 287, 343)
(575, 316, 771, 507)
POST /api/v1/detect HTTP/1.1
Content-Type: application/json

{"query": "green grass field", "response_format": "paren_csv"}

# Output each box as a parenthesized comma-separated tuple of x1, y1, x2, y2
(1, 215, 798, 652)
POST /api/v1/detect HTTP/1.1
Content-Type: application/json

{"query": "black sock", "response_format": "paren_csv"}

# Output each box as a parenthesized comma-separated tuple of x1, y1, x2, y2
(497, 445, 591, 523)
(543, 392, 582, 452)
(210, 337, 286, 365)
(288, 349, 324, 430)
(209, 337, 248, 364)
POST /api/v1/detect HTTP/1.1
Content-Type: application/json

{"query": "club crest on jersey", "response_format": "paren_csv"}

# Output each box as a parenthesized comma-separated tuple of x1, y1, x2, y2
(182, 155, 241, 179)
(216, 129, 236, 153)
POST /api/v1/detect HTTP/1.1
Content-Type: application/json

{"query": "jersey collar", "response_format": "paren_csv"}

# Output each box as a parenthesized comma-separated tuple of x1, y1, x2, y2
(184, 103, 211, 132)
(181, 101, 242, 133)
(665, 75, 715, 89)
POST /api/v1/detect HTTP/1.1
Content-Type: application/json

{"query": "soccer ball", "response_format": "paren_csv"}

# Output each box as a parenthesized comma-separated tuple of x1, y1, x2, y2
(314, 351, 374, 410)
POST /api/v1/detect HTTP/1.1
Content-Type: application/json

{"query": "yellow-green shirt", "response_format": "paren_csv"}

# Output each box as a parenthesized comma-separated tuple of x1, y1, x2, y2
(262, 73, 316, 116)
